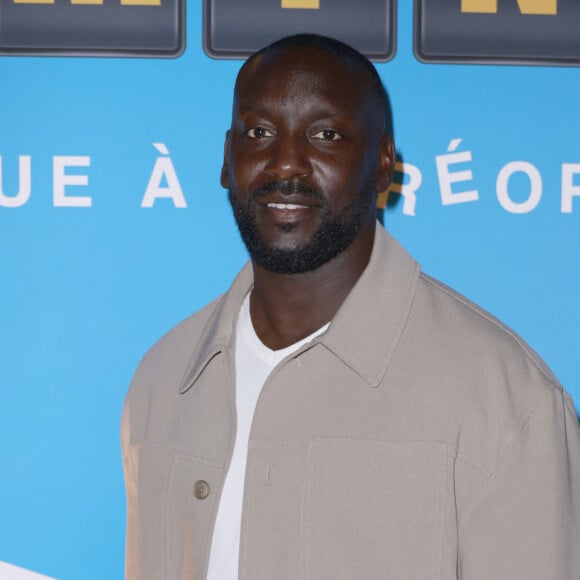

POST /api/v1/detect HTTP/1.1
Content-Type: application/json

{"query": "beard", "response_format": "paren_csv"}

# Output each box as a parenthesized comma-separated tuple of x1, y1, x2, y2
(229, 180, 372, 274)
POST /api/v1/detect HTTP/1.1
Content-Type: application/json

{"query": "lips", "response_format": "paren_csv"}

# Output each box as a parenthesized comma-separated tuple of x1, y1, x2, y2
(256, 195, 320, 227)
(251, 182, 323, 225)
(258, 191, 321, 210)
(266, 202, 311, 210)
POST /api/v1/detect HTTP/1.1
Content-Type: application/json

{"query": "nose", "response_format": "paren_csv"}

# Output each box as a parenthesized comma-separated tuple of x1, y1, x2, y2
(264, 133, 310, 180)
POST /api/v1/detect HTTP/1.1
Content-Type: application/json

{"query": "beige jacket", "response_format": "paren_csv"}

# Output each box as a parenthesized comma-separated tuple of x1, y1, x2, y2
(122, 225, 580, 579)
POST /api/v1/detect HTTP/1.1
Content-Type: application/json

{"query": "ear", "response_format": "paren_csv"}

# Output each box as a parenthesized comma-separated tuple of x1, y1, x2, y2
(220, 130, 231, 189)
(375, 134, 396, 194)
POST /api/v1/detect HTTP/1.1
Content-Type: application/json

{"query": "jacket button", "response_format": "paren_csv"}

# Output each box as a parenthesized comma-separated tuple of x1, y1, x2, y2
(193, 480, 210, 500)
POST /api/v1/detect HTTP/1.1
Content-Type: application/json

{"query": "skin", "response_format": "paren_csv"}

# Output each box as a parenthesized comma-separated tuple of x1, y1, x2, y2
(221, 46, 396, 349)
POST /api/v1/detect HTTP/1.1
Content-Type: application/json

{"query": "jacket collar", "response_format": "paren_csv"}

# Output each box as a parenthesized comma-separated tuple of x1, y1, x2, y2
(319, 225, 420, 387)
(179, 224, 420, 393)
(178, 264, 253, 394)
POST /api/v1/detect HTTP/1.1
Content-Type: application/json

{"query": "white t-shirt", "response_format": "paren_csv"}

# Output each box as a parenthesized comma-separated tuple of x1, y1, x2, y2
(206, 293, 329, 580)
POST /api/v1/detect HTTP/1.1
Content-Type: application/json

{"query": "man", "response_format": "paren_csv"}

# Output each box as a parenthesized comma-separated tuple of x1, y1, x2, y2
(122, 34, 580, 579)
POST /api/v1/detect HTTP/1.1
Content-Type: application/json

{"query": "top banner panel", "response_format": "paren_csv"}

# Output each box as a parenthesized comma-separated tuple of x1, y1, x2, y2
(0, 0, 184, 57)
(203, 0, 396, 61)
(415, 0, 580, 66)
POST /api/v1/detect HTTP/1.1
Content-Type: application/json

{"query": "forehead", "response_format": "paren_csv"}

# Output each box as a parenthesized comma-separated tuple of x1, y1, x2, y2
(234, 47, 375, 117)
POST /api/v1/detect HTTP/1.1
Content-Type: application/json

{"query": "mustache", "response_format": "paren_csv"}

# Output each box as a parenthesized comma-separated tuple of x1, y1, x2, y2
(252, 180, 323, 201)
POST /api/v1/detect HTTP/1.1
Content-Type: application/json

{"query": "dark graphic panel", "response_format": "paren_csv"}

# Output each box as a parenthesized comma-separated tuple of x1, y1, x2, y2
(415, 0, 580, 65)
(0, 0, 184, 57)
(203, 0, 396, 61)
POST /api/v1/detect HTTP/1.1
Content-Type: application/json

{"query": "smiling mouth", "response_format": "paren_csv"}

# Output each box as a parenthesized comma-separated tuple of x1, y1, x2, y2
(266, 202, 311, 210)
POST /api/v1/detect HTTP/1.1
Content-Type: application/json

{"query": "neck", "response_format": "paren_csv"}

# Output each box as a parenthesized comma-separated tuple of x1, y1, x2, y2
(249, 224, 375, 350)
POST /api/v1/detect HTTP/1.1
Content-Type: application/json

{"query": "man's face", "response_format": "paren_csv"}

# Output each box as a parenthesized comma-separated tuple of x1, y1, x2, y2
(222, 47, 394, 274)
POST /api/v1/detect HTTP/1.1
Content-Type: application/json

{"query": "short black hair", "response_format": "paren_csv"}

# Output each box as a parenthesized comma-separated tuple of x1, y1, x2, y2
(237, 33, 393, 136)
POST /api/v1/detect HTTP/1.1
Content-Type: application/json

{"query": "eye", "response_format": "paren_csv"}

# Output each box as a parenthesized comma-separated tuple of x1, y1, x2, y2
(246, 126, 273, 139)
(312, 129, 342, 141)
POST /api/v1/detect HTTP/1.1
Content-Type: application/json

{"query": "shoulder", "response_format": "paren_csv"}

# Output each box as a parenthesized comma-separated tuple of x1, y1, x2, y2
(122, 295, 225, 434)
(414, 271, 559, 392)
(122, 262, 252, 441)
(402, 272, 566, 471)
(135, 295, 224, 379)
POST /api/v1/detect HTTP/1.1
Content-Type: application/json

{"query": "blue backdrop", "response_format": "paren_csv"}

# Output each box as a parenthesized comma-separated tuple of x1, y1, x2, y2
(1, 3, 579, 578)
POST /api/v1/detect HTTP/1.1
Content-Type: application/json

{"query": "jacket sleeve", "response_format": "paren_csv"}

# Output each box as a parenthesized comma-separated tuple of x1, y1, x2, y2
(458, 386, 580, 579)
(121, 389, 139, 580)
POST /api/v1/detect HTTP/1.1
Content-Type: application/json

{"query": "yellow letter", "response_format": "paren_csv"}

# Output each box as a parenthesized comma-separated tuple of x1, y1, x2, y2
(13, 0, 55, 4)
(121, 0, 161, 4)
(517, 0, 557, 14)
(281, 0, 319, 9)
(462, 0, 557, 14)
(461, 0, 497, 13)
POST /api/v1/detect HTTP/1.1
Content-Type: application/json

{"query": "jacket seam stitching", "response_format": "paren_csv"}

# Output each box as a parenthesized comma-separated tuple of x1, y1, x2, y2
(456, 453, 494, 480)
(458, 386, 560, 527)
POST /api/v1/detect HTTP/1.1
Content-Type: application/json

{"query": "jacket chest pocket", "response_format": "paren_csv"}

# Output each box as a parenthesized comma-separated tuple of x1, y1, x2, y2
(300, 438, 447, 580)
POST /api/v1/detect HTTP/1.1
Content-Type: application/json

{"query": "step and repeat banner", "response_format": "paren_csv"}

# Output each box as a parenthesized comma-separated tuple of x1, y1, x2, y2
(1, 1, 579, 578)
